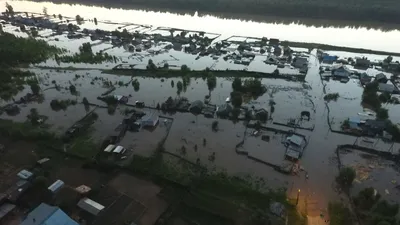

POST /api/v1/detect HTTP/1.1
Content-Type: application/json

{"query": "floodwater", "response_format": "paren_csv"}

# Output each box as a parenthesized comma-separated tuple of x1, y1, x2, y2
(2, 0, 400, 52)
(2, 0, 400, 217)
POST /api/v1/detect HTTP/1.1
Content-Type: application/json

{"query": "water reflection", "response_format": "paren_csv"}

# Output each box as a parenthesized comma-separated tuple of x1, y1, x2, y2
(2, 0, 400, 52)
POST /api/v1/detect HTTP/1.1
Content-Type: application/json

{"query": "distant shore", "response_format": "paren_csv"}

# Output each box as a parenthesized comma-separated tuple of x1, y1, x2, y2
(29, 0, 400, 30)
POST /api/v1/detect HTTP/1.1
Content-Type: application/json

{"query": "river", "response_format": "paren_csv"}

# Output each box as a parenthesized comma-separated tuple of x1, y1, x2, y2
(2, 0, 400, 53)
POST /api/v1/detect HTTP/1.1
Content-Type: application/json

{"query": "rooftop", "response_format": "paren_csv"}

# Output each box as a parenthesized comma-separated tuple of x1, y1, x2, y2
(21, 203, 78, 225)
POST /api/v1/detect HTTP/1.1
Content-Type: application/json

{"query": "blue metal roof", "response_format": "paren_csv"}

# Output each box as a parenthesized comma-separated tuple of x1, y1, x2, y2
(349, 117, 361, 124)
(21, 203, 78, 225)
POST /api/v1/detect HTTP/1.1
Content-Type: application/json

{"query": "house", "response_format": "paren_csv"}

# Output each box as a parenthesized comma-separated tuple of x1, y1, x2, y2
(273, 46, 282, 56)
(292, 57, 308, 69)
(378, 83, 395, 93)
(103, 144, 116, 153)
(375, 73, 388, 83)
(363, 119, 386, 136)
(332, 65, 351, 78)
(77, 197, 105, 216)
(113, 146, 126, 154)
(21, 203, 78, 225)
(269, 38, 280, 45)
(265, 55, 279, 65)
(141, 114, 159, 127)
(285, 134, 306, 160)
(113, 95, 128, 104)
(355, 58, 370, 68)
(360, 72, 372, 84)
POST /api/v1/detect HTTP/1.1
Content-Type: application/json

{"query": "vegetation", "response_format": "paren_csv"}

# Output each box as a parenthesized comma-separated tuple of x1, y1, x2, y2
(57, 42, 114, 64)
(324, 93, 339, 102)
(46, 0, 400, 25)
(328, 202, 353, 225)
(230, 91, 243, 108)
(353, 188, 399, 225)
(376, 108, 389, 120)
(177, 80, 183, 94)
(181, 64, 190, 72)
(50, 99, 77, 111)
(231, 78, 266, 96)
(206, 73, 217, 92)
(336, 167, 356, 191)
(362, 82, 381, 110)
(132, 79, 140, 91)
(146, 59, 157, 71)
(0, 33, 60, 66)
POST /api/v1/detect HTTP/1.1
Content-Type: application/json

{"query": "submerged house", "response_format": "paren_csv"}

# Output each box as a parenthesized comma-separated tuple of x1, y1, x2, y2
(216, 104, 232, 118)
(189, 100, 204, 114)
(322, 55, 338, 64)
(355, 57, 370, 68)
(332, 65, 351, 78)
(284, 134, 306, 160)
(375, 73, 388, 83)
(378, 83, 395, 93)
(141, 114, 159, 127)
(360, 72, 372, 85)
(362, 119, 386, 137)
(292, 57, 308, 69)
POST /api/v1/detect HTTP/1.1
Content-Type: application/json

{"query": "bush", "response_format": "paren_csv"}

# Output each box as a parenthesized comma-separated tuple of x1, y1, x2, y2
(336, 167, 356, 190)
(362, 81, 381, 110)
(146, 59, 157, 71)
(324, 93, 340, 102)
(328, 202, 353, 225)
(69, 85, 77, 94)
(181, 64, 190, 72)
(30, 83, 40, 95)
(207, 73, 217, 92)
(82, 97, 89, 106)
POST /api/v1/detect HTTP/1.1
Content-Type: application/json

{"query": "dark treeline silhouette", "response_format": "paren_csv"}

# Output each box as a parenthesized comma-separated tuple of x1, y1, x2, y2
(30, 0, 400, 31)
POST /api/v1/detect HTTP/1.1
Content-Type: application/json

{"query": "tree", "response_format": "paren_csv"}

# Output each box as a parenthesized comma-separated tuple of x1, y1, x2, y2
(94, 17, 98, 25)
(230, 91, 243, 108)
(30, 83, 40, 95)
(336, 167, 356, 190)
(58, 14, 63, 20)
(384, 55, 393, 64)
(232, 77, 242, 91)
(207, 74, 217, 92)
(43, 7, 48, 16)
(69, 85, 77, 94)
(181, 64, 190, 72)
(377, 108, 389, 120)
(82, 97, 89, 106)
(0, 24, 3, 34)
(177, 81, 183, 94)
(171, 80, 174, 88)
(76, 15, 83, 25)
(5, 2, 14, 17)
(273, 69, 280, 75)
(146, 59, 157, 71)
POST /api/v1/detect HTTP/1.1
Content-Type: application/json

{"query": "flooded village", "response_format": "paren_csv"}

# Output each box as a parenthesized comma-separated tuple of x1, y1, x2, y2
(1, 1, 400, 225)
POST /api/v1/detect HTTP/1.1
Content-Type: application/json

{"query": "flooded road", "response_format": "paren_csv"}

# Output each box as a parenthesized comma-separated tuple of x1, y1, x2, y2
(2, 0, 400, 52)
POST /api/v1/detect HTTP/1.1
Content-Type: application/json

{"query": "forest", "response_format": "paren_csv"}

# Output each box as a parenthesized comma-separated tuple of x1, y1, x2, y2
(32, 0, 400, 25)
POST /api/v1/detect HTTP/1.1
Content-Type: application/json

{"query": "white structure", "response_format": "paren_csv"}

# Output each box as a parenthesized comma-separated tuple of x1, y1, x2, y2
(113, 146, 126, 154)
(77, 197, 105, 216)
(48, 180, 64, 193)
(103, 144, 116, 153)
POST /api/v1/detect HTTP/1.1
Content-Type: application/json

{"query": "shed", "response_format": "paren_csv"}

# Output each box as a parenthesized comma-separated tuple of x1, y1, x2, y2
(37, 158, 50, 165)
(113, 146, 126, 154)
(48, 180, 64, 193)
(103, 144, 116, 153)
(21, 203, 78, 225)
(17, 170, 33, 180)
(77, 197, 105, 216)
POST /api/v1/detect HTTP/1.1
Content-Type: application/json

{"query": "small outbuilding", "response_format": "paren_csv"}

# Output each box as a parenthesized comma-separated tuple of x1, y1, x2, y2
(141, 114, 159, 127)
(332, 65, 351, 78)
(17, 170, 33, 180)
(48, 180, 64, 193)
(77, 197, 105, 216)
